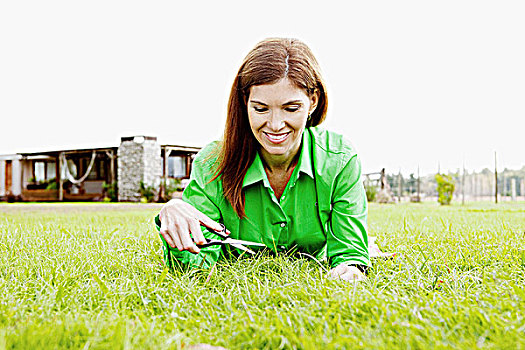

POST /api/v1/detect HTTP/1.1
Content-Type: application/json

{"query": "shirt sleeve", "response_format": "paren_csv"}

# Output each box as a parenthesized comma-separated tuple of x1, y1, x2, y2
(327, 154, 370, 268)
(155, 149, 224, 269)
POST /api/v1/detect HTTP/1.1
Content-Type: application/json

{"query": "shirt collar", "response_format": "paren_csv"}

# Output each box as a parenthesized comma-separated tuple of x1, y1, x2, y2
(242, 128, 314, 189)
(242, 151, 267, 188)
(296, 128, 314, 179)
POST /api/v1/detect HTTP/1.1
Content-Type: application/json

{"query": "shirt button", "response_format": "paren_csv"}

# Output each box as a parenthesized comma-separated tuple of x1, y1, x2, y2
(280, 222, 286, 228)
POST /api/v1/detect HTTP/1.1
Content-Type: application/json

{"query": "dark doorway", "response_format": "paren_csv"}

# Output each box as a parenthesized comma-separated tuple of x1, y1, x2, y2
(5, 160, 12, 195)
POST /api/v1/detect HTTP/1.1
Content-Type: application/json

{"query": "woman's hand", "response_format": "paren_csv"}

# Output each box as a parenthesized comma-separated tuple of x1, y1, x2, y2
(158, 199, 224, 254)
(328, 264, 366, 282)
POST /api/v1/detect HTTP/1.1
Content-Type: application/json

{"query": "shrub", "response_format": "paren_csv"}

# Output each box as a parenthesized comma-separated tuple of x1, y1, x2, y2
(139, 181, 156, 203)
(435, 173, 455, 205)
(102, 182, 118, 202)
(162, 178, 183, 201)
(46, 181, 57, 190)
(365, 184, 377, 202)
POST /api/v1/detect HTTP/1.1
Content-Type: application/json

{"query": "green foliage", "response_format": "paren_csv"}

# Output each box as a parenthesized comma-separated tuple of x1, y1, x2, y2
(102, 182, 118, 202)
(45, 181, 57, 190)
(365, 183, 377, 202)
(27, 177, 57, 190)
(435, 173, 456, 205)
(162, 178, 183, 201)
(139, 181, 156, 203)
(1, 202, 524, 348)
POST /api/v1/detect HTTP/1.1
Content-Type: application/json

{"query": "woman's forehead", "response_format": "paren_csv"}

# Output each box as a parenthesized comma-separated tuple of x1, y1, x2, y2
(249, 78, 309, 104)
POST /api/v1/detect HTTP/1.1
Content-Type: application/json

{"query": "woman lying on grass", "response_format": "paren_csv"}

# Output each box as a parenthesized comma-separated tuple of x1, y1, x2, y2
(157, 38, 369, 282)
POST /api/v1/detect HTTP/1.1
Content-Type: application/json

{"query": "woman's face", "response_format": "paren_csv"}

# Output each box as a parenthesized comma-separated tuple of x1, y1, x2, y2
(247, 78, 318, 163)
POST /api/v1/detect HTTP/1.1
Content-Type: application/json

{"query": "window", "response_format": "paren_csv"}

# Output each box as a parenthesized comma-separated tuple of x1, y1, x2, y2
(98, 159, 106, 179)
(82, 157, 106, 181)
(34, 162, 46, 182)
(168, 156, 187, 178)
(33, 160, 56, 182)
(86, 158, 97, 180)
(46, 162, 56, 180)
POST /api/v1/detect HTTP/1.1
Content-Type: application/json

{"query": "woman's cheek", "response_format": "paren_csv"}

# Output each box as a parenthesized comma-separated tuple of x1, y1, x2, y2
(248, 113, 265, 131)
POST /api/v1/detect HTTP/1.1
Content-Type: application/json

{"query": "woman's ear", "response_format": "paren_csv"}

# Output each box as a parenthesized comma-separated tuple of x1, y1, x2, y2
(309, 90, 319, 115)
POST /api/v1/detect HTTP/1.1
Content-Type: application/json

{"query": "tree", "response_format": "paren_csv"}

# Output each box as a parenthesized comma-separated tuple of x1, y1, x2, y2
(435, 174, 455, 205)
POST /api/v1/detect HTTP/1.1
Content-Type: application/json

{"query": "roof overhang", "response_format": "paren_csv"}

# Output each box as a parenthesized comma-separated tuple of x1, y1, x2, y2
(23, 155, 55, 161)
(161, 145, 202, 153)
(0, 154, 22, 161)
(18, 146, 119, 158)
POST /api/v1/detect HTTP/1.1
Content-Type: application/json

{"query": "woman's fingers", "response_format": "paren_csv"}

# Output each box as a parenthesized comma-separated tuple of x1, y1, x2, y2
(161, 216, 184, 251)
(328, 264, 366, 282)
(159, 219, 177, 249)
(193, 210, 224, 233)
(176, 203, 215, 244)
(175, 216, 200, 254)
(189, 218, 207, 245)
(341, 269, 365, 282)
(175, 200, 223, 234)
(160, 217, 177, 249)
(158, 198, 224, 254)
(329, 264, 347, 278)
(169, 222, 184, 251)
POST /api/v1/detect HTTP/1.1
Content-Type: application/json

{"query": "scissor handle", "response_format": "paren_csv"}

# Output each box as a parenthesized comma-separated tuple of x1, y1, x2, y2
(197, 238, 223, 248)
(209, 223, 228, 238)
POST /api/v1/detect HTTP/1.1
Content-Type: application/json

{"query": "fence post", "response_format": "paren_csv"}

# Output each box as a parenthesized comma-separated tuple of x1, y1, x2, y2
(398, 171, 402, 203)
(462, 160, 465, 205)
(494, 152, 498, 204)
(58, 152, 64, 201)
(417, 165, 421, 202)
(503, 175, 507, 200)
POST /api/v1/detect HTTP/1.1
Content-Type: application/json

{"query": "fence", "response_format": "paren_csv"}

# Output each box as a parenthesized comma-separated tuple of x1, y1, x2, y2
(364, 167, 525, 203)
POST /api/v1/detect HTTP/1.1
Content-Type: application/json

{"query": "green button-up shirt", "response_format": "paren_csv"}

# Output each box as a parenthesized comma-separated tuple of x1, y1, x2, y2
(156, 127, 369, 269)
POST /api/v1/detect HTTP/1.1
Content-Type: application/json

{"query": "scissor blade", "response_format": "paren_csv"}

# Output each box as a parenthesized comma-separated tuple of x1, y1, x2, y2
(230, 243, 255, 255)
(223, 238, 266, 247)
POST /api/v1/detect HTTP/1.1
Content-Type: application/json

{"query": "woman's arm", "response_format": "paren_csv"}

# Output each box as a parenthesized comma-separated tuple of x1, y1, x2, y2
(156, 142, 226, 269)
(327, 154, 369, 280)
(156, 178, 225, 269)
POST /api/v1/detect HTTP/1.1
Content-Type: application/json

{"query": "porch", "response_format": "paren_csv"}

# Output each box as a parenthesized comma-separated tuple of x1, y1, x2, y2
(158, 144, 201, 200)
(19, 147, 118, 201)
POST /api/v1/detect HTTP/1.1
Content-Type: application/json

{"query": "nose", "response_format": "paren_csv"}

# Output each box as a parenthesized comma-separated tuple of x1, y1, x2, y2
(266, 110, 286, 132)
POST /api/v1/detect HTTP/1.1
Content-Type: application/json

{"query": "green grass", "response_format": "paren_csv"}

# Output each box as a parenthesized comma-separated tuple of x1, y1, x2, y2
(1, 202, 524, 349)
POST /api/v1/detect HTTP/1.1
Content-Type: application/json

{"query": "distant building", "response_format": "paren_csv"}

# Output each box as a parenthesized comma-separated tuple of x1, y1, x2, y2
(0, 136, 201, 202)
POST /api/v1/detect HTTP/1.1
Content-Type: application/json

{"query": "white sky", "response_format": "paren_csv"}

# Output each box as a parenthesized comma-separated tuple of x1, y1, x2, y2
(1, 1, 524, 176)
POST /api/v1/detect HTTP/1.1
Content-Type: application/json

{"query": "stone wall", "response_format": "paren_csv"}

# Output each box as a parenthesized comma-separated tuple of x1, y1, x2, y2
(117, 136, 162, 201)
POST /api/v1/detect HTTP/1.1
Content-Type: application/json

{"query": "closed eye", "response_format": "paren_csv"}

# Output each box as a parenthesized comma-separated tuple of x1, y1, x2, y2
(283, 102, 303, 112)
(254, 106, 268, 113)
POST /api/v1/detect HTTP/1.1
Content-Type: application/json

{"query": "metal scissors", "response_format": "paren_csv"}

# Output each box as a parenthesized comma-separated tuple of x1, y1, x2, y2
(198, 223, 266, 254)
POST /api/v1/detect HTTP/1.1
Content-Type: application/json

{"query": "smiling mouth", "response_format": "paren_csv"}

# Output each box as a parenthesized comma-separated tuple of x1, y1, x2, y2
(263, 132, 291, 144)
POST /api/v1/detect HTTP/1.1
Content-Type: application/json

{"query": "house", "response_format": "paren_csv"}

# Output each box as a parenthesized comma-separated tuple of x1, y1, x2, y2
(0, 136, 201, 202)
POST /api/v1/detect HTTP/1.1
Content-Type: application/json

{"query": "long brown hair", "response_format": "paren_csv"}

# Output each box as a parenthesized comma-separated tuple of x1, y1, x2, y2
(213, 38, 328, 218)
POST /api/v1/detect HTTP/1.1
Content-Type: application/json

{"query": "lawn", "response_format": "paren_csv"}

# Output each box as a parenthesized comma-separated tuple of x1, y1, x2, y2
(1, 202, 524, 349)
